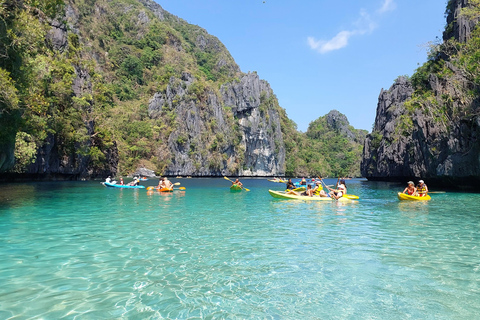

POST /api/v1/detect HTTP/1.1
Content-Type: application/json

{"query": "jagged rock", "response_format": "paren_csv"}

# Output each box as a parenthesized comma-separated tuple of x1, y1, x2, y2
(361, 75, 480, 189)
(148, 72, 285, 176)
(134, 167, 156, 177)
(47, 19, 68, 52)
(362, 1, 480, 189)
(325, 110, 356, 141)
(137, 0, 165, 21)
(443, 0, 478, 42)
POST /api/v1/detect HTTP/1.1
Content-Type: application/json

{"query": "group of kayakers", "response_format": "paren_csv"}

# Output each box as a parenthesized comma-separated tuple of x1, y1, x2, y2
(285, 178, 348, 200)
(402, 180, 428, 197)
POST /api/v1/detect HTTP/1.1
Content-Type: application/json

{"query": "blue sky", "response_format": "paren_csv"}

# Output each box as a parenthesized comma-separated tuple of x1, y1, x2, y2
(159, 0, 447, 132)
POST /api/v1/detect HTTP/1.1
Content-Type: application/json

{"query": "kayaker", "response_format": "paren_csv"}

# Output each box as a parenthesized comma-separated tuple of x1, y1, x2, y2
(417, 180, 428, 197)
(338, 179, 347, 194)
(164, 177, 173, 188)
(287, 184, 314, 197)
(232, 179, 243, 187)
(127, 177, 139, 186)
(120, 177, 124, 185)
(300, 177, 306, 185)
(312, 181, 322, 195)
(326, 183, 346, 200)
(286, 179, 296, 190)
(402, 181, 417, 195)
(157, 177, 165, 189)
(105, 176, 112, 183)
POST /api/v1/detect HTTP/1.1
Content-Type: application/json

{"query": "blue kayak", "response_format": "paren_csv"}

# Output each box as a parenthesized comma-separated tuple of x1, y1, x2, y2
(103, 182, 145, 189)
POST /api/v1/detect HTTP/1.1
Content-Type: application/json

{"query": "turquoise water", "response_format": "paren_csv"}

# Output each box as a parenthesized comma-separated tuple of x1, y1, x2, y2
(0, 178, 479, 319)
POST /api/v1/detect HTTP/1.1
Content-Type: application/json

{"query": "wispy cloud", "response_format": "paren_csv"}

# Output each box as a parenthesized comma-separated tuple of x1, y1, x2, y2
(308, 0, 395, 54)
(378, 0, 396, 13)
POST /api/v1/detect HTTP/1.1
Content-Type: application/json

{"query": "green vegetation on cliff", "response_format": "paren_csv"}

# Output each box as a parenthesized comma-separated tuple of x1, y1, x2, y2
(1, 0, 367, 178)
(283, 111, 367, 178)
(393, 1, 480, 136)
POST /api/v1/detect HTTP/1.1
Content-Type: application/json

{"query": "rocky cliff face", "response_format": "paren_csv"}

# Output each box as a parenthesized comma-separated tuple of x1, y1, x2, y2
(148, 72, 285, 176)
(443, 0, 478, 42)
(362, 0, 480, 189)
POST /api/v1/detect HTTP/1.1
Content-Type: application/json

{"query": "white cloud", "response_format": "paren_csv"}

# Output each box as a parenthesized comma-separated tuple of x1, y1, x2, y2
(378, 0, 396, 14)
(308, 0, 396, 54)
(308, 31, 356, 54)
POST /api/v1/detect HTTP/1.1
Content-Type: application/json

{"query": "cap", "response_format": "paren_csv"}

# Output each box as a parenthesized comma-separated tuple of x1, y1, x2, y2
(315, 181, 321, 185)
(419, 180, 424, 184)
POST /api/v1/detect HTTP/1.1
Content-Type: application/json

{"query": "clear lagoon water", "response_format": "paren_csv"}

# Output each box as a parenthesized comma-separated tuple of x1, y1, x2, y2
(0, 178, 479, 319)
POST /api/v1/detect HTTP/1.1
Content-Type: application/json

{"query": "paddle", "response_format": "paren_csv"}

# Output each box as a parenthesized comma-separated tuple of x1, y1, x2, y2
(427, 191, 445, 194)
(223, 176, 250, 192)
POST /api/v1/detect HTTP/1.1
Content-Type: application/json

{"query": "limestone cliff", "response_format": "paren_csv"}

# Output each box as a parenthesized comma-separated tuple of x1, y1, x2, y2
(0, 0, 287, 179)
(148, 72, 285, 176)
(362, 0, 480, 189)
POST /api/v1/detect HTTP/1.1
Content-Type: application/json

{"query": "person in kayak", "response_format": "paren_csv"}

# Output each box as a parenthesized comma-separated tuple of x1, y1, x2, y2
(127, 177, 139, 186)
(157, 177, 164, 189)
(232, 179, 243, 187)
(402, 181, 417, 195)
(338, 179, 347, 194)
(300, 177, 307, 185)
(416, 180, 428, 197)
(325, 183, 346, 200)
(164, 177, 173, 189)
(286, 184, 311, 196)
(286, 179, 296, 190)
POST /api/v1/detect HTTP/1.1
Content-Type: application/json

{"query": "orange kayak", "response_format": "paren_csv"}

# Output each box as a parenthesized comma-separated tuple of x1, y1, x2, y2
(158, 187, 173, 192)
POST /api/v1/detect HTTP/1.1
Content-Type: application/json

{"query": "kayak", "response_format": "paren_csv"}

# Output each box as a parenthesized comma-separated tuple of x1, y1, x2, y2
(139, 178, 149, 181)
(103, 182, 145, 189)
(230, 184, 243, 191)
(268, 179, 286, 183)
(146, 186, 174, 192)
(285, 186, 306, 192)
(397, 193, 431, 201)
(268, 190, 352, 202)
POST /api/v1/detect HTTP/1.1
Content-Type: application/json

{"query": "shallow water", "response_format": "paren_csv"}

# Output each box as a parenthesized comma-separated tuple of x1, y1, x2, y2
(0, 178, 479, 319)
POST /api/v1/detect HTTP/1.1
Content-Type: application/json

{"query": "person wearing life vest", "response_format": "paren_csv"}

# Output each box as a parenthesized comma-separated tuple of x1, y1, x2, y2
(417, 180, 428, 197)
(402, 181, 417, 195)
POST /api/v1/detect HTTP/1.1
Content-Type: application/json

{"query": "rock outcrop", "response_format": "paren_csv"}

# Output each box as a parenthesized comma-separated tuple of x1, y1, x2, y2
(443, 0, 478, 42)
(148, 72, 285, 176)
(361, 0, 480, 192)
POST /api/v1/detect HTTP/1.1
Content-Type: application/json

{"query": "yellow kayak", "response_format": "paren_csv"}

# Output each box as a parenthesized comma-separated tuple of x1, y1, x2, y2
(269, 190, 353, 202)
(230, 184, 242, 191)
(268, 179, 286, 183)
(285, 186, 306, 192)
(397, 193, 431, 201)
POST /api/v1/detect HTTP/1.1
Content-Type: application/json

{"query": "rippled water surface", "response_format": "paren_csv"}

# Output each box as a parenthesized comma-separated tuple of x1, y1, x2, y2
(1, 178, 479, 319)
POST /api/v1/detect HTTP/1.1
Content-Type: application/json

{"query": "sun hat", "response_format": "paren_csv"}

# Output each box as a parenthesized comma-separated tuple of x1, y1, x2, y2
(408, 181, 414, 185)
(315, 181, 321, 185)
